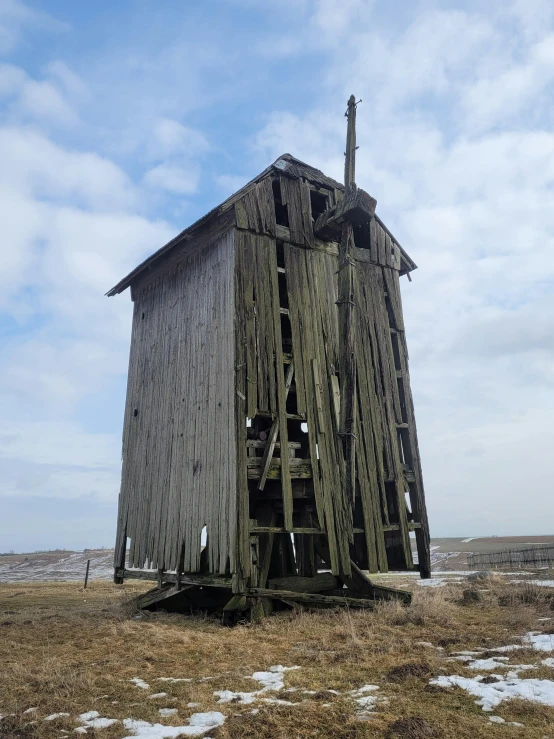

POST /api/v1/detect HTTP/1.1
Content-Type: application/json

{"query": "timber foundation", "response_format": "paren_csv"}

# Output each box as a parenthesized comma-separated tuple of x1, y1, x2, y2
(108, 100, 431, 622)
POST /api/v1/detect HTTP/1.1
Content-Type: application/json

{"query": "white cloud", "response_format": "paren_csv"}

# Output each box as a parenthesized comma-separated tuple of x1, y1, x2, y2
(0, 0, 68, 55)
(143, 162, 200, 195)
(0, 62, 77, 124)
(152, 117, 209, 158)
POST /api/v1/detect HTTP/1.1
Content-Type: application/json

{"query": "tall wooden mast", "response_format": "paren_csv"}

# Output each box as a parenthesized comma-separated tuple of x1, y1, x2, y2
(338, 95, 358, 509)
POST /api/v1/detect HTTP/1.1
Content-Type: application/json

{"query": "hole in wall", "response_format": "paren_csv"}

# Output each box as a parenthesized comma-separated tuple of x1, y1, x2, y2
(301, 422, 308, 433)
(310, 189, 328, 223)
(133, 408, 138, 417)
(201, 526, 207, 547)
(141, 312, 145, 320)
(246, 418, 252, 427)
(273, 179, 289, 227)
(353, 220, 371, 249)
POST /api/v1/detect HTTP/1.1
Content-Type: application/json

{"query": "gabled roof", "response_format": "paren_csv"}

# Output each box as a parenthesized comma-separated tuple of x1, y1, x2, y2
(107, 153, 415, 297)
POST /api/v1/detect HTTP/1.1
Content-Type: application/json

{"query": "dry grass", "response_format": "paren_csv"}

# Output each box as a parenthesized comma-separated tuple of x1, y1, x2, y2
(0, 579, 554, 738)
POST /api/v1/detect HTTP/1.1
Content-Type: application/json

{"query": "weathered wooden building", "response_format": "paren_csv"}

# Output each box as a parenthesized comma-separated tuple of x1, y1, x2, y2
(109, 100, 431, 617)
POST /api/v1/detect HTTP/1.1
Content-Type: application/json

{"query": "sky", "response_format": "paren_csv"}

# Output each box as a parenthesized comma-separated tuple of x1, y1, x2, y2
(1, 0, 554, 553)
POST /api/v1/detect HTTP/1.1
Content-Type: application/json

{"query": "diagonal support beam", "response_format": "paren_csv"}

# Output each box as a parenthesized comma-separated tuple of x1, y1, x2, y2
(257, 361, 295, 491)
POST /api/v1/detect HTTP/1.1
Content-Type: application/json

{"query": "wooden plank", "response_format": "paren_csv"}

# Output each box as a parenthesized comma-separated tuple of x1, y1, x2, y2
(257, 361, 295, 490)
(275, 224, 339, 257)
(249, 587, 376, 609)
(247, 457, 312, 480)
(119, 569, 233, 588)
(312, 359, 326, 434)
(337, 221, 356, 508)
(136, 583, 195, 609)
(268, 573, 339, 593)
(314, 188, 377, 238)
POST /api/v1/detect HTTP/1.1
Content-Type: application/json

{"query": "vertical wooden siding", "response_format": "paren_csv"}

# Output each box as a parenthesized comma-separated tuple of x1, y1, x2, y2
(114, 230, 236, 575)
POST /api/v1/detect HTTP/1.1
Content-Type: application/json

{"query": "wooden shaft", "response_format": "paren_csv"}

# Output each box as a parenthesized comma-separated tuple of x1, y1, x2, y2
(344, 94, 357, 190)
(338, 220, 357, 507)
(84, 559, 90, 589)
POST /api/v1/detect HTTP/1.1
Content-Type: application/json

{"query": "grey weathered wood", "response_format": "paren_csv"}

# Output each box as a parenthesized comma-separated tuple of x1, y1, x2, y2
(257, 361, 295, 490)
(116, 230, 236, 576)
(111, 149, 431, 597)
(249, 587, 376, 609)
(119, 569, 233, 588)
(268, 573, 339, 593)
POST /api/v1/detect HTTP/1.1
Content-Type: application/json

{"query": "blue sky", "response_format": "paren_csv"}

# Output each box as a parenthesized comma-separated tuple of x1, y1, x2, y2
(2, 0, 554, 552)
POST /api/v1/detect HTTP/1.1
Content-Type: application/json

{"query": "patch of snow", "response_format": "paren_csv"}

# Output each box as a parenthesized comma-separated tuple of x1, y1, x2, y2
(523, 632, 554, 652)
(158, 709, 178, 717)
(488, 645, 523, 653)
(416, 641, 444, 650)
(187, 703, 200, 708)
(148, 693, 168, 700)
(462, 538, 478, 543)
(156, 678, 192, 683)
(214, 690, 258, 705)
(504, 666, 536, 680)
(252, 665, 301, 691)
(78, 711, 119, 729)
(74, 729, 88, 735)
(542, 658, 554, 668)
(214, 665, 301, 705)
(466, 658, 510, 671)
(518, 580, 554, 588)
(23, 707, 38, 714)
(44, 713, 70, 721)
(348, 685, 382, 710)
(488, 715, 524, 726)
(430, 674, 554, 711)
(130, 678, 150, 690)
(121, 712, 225, 738)
(417, 578, 450, 587)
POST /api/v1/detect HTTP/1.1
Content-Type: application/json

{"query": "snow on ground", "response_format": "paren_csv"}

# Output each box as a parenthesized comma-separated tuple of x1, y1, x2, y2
(78, 711, 118, 729)
(523, 632, 554, 652)
(4, 664, 389, 735)
(121, 712, 225, 738)
(130, 678, 150, 690)
(214, 665, 301, 705)
(0, 550, 116, 582)
(431, 674, 554, 711)
(431, 629, 554, 713)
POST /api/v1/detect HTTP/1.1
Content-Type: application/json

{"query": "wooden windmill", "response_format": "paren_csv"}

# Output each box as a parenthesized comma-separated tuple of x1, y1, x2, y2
(109, 97, 431, 620)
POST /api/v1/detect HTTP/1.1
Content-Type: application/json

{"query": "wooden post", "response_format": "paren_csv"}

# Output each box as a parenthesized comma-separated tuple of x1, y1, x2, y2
(84, 559, 91, 589)
(338, 94, 358, 508)
(344, 94, 357, 190)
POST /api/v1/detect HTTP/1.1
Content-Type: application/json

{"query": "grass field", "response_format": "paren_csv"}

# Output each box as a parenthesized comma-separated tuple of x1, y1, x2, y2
(2, 578, 554, 738)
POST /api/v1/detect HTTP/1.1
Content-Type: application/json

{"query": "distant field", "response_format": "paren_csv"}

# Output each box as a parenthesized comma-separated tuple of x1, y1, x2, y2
(1, 536, 554, 582)
(424, 536, 554, 571)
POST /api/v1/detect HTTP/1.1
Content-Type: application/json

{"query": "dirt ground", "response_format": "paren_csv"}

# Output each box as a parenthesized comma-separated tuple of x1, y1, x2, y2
(1, 577, 554, 738)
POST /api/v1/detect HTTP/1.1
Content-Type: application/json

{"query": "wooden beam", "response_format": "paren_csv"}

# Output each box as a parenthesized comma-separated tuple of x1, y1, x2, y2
(267, 573, 339, 593)
(345, 94, 357, 188)
(249, 587, 376, 609)
(118, 569, 233, 588)
(257, 361, 295, 490)
(337, 220, 357, 508)
(313, 188, 377, 238)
